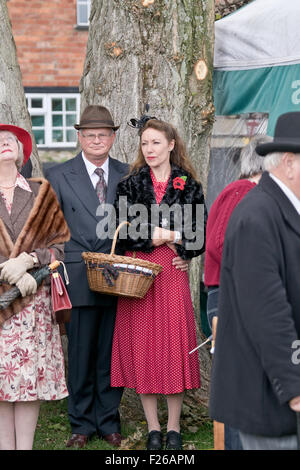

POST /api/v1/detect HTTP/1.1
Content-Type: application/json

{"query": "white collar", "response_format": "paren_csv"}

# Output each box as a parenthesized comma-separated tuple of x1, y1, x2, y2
(81, 152, 109, 181)
(269, 173, 300, 215)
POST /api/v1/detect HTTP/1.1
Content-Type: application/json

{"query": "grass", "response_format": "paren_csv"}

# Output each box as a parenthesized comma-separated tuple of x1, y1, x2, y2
(33, 399, 214, 451)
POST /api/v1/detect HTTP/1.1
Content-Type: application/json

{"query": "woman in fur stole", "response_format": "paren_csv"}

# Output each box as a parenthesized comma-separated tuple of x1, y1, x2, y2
(0, 124, 70, 450)
(111, 117, 207, 450)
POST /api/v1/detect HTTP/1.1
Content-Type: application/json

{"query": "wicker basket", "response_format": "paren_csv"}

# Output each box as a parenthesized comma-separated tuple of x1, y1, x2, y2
(82, 221, 163, 298)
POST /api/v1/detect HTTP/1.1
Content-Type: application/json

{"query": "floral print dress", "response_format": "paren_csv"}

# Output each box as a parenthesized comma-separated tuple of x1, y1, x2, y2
(0, 174, 68, 401)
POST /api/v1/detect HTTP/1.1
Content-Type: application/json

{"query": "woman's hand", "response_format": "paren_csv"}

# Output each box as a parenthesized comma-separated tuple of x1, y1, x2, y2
(165, 243, 190, 272)
(153, 228, 189, 271)
(172, 256, 190, 272)
(152, 227, 174, 247)
(152, 227, 182, 247)
(0, 252, 35, 284)
(16, 273, 37, 297)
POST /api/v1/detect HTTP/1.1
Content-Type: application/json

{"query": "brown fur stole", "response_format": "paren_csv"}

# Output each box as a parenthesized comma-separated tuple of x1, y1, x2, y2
(0, 178, 70, 326)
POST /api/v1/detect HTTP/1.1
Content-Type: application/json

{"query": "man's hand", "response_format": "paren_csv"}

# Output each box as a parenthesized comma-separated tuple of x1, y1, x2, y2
(289, 396, 300, 412)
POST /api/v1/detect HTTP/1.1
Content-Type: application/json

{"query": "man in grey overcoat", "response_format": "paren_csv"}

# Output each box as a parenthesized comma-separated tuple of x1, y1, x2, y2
(46, 105, 129, 448)
(209, 112, 300, 450)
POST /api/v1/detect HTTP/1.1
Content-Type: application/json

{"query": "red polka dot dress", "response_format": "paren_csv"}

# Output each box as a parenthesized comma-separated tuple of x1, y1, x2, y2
(111, 173, 201, 394)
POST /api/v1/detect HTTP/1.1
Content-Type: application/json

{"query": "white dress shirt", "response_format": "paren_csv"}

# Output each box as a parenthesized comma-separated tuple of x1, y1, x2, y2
(81, 152, 109, 188)
(270, 173, 300, 215)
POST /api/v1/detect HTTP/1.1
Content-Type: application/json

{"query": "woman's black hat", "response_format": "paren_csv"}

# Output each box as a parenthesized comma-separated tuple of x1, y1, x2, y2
(127, 104, 157, 133)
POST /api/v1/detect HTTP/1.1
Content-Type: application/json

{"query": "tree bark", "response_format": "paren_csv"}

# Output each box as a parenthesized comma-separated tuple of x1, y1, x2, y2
(216, 0, 253, 18)
(81, 1, 214, 186)
(80, 0, 215, 410)
(0, 0, 42, 176)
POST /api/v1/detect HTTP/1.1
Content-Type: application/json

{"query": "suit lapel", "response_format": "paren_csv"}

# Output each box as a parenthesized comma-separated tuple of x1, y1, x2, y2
(0, 187, 34, 243)
(159, 165, 183, 207)
(10, 186, 33, 227)
(0, 195, 13, 236)
(106, 157, 123, 205)
(62, 152, 100, 221)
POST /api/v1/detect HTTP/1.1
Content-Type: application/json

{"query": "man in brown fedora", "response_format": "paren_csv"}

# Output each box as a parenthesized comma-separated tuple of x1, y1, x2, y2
(46, 105, 129, 448)
(209, 112, 300, 450)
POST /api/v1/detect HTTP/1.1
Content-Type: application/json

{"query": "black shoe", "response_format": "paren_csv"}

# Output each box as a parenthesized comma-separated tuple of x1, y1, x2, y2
(165, 430, 183, 450)
(146, 430, 163, 450)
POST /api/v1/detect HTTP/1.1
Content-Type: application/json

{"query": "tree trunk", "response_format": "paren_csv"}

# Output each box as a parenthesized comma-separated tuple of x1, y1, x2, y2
(80, 0, 215, 415)
(216, 0, 253, 18)
(0, 0, 42, 176)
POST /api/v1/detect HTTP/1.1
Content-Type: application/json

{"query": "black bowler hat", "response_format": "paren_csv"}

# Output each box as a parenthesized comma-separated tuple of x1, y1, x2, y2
(256, 112, 300, 156)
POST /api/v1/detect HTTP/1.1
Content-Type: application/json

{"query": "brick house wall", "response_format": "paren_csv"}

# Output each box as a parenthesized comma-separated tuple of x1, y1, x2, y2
(7, 0, 88, 87)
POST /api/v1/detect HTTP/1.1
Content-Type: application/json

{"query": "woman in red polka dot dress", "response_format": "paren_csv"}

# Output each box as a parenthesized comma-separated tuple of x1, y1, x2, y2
(111, 117, 207, 450)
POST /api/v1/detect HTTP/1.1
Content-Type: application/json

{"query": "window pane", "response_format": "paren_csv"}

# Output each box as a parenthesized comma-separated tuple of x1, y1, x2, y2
(52, 130, 63, 142)
(31, 115, 45, 126)
(26, 93, 80, 147)
(66, 129, 77, 142)
(33, 130, 45, 145)
(52, 99, 62, 111)
(31, 98, 43, 108)
(78, 4, 88, 24)
(52, 115, 63, 127)
(66, 114, 77, 126)
(66, 98, 76, 111)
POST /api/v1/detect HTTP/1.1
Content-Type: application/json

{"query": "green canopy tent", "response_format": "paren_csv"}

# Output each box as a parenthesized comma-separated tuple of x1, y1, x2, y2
(213, 0, 300, 136)
(206, 0, 300, 210)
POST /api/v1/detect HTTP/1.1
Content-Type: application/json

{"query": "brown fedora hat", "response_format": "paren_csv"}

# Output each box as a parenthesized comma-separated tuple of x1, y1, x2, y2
(74, 105, 119, 131)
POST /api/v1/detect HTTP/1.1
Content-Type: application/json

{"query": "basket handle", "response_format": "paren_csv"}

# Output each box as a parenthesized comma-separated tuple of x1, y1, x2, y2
(110, 221, 130, 255)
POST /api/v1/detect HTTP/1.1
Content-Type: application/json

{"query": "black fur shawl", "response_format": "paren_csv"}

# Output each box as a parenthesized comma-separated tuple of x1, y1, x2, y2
(114, 164, 207, 259)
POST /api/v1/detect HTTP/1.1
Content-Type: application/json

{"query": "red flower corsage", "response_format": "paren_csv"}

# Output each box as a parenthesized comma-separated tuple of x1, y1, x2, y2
(173, 176, 187, 190)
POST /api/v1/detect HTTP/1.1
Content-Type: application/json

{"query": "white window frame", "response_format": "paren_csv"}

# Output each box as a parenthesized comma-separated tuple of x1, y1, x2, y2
(26, 93, 80, 148)
(77, 0, 91, 27)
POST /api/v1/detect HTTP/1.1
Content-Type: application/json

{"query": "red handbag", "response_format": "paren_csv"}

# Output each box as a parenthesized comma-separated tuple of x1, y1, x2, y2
(49, 250, 72, 327)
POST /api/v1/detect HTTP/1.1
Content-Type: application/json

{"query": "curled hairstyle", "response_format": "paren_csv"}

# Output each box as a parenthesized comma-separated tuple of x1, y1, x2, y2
(0, 131, 24, 171)
(16, 140, 25, 171)
(130, 119, 199, 181)
(239, 134, 272, 179)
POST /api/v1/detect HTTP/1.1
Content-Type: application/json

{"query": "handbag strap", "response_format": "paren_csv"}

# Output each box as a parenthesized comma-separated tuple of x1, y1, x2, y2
(49, 248, 70, 285)
(52, 271, 64, 295)
(49, 248, 56, 263)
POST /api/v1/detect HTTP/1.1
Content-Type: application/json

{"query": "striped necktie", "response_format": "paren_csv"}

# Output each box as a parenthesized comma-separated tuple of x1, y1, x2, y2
(94, 167, 107, 204)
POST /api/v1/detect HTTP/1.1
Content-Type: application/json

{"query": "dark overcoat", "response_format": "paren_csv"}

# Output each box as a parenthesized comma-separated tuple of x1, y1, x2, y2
(209, 171, 300, 437)
(45, 152, 129, 306)
(114, 164, 207, 259)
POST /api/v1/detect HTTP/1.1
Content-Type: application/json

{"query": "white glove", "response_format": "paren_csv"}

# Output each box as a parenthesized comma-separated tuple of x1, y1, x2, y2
(16, 272, 37, 297)
(0, 252, 35, 285)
